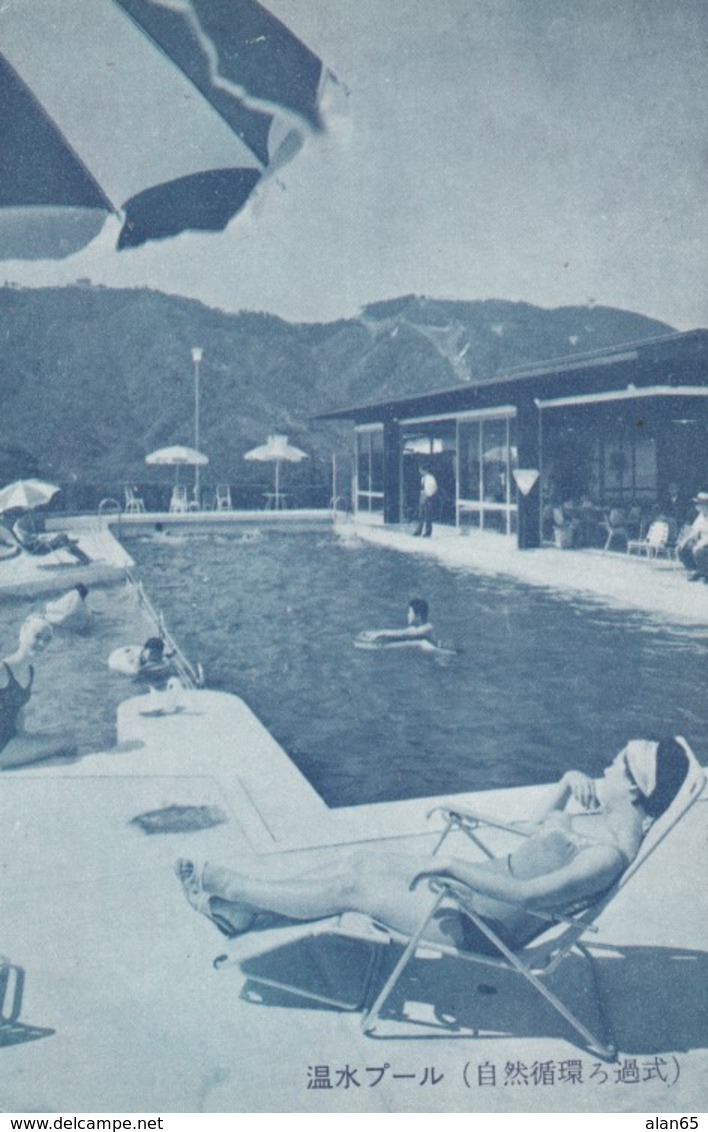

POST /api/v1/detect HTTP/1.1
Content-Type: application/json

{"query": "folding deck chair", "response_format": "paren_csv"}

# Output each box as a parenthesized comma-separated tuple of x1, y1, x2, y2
(232, 738, 705, 1060)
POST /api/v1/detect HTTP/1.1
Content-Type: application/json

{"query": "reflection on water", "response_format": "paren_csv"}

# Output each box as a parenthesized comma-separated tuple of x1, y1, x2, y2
(124, 527, 707, 808)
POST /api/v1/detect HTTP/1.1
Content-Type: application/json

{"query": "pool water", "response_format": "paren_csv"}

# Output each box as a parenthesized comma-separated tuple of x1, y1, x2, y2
(0, 581, 154, 758)
(122, 526, 707, 807)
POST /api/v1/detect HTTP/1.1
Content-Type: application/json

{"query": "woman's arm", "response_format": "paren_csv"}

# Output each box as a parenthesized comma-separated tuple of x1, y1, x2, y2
(530, 770, 600, 823)
(413, 842, 624, 914)
(365, 624, 434, 643)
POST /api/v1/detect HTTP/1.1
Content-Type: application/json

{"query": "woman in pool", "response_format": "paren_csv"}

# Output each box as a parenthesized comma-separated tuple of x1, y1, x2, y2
(0, 614, 78, 769)
(176, 737, 689, 950)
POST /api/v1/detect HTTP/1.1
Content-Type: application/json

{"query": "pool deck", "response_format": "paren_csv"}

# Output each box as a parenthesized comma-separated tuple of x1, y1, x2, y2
(1, 513, 707, 1113)
(344, 516, 708, 629)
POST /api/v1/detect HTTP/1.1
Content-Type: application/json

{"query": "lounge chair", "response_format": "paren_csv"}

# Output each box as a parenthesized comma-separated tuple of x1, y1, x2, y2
(124, 485, 146, 514)
(627, 519, 671, 559)
(230, 738, 705, 1060)
(0, 523, 22, 560)
(12, 517, 91, 565)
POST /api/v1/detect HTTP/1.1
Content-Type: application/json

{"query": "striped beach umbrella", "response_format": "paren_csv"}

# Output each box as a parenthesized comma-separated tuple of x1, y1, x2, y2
(0, 0, 331, 259)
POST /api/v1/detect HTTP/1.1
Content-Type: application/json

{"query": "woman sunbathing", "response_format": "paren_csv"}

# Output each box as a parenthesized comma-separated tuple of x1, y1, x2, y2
(176, 738, 689, 951)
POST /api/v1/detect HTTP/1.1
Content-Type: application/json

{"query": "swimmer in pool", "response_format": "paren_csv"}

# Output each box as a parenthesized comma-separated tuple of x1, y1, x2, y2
(0, 615, 79, 769)
(356, 597, 436, 647)
(45, 583, 92, 632)
(175, 738, 690, 950)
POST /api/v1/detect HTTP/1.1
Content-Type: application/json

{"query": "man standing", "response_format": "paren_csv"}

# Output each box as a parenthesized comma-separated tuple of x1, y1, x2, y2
(676, 491, 708, 580)
(413, 465, 438, 537)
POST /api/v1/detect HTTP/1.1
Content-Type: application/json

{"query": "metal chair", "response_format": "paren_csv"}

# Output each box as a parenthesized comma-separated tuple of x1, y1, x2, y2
(602, 508, 628, 553)
(627, 520, 671, 558)
(169, 484, 189, 513)
(215, 484, 232, 511)
(124, 485, 146, 514)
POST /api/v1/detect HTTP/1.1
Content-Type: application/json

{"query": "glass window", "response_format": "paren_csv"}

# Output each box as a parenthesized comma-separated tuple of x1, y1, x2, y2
(370, 430, 384, 493)
(458, 420, 481, 501)
(481, 418, 509, 505)
(356, 429, 384, 513)
(356, 432, 371, 493)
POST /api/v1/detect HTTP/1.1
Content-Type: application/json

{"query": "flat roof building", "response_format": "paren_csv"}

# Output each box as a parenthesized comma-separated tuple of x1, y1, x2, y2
(318, 328, 708, 549)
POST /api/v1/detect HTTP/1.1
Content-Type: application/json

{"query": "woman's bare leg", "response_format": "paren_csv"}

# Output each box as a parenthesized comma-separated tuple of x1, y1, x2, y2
(186, 851, 453, 941)
(0, 732, 78, 769)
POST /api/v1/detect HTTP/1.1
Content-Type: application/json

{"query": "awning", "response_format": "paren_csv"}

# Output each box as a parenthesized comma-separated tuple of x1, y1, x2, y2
(534, 385, 708, 410)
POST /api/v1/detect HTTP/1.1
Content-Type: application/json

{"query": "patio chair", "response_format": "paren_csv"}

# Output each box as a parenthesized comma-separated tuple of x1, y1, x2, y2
(124, 485, 146, 514)
(169, 484, 189, 513)
(627, 519, 671, 559)
(230, 738, 704, 1060)
(601, 508, 628, 553)
(215, 484, 232, 511)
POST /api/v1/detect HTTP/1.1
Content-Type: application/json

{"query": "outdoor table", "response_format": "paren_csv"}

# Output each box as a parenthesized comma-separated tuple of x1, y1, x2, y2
(264, 492, 288, 510)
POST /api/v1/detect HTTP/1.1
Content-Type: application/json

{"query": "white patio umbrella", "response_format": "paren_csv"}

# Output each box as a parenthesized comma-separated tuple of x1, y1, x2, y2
(243, 434, 308, 507)
(0, 478, 60, 513)
(145, 445, 208, 484)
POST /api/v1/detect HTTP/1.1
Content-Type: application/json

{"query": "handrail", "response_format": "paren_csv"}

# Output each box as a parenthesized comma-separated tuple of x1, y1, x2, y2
(125, 568, 203, 689)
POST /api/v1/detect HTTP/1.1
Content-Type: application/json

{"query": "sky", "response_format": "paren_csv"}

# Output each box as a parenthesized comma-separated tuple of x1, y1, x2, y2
(4, 0, 708, 329)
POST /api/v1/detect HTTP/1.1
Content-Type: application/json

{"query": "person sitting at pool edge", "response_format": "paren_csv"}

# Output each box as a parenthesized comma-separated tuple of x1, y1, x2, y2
(12, 512, 92, 565)
(356, 598, 435, 646)
(136, 636, 175, 684)
(0, 614, 79, 769)
(176, 737, 690, 952)
(676, 491, 708, 581)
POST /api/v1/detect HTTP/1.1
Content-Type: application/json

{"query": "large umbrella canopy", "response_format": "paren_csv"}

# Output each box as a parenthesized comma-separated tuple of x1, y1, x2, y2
(0, 478, 60, 513)
(244, 434, 307, 503)
(146, 445, 208, 484)
(0, 0, 330, 259)
(146, 445, 209, 467)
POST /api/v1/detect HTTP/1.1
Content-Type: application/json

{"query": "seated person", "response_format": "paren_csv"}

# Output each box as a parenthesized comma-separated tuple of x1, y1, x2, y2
(12, 513, 91, 565)
(676, 492, 708, 580)
(356, 598, 435, 646)
(44, 583, 92, 631)
(175, 738, 689, 949)
(0, 615, 78, 769)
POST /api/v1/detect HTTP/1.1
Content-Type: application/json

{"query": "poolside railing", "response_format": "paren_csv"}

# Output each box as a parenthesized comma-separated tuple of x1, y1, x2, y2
(125, 568, 203, 690)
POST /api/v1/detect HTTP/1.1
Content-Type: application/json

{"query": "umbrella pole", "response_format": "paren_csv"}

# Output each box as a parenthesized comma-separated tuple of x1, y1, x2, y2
(275, 460, 280, 510)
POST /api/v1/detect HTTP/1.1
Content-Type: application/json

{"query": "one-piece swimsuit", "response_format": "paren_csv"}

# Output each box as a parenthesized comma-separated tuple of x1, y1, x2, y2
(0, 661, 33, 752)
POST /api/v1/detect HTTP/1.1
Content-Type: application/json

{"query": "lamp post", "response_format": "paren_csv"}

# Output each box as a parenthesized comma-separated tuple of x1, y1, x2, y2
(191, 346, 203, 503)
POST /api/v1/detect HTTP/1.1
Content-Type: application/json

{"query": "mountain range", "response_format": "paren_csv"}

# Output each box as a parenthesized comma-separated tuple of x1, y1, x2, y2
(0, 283, 673, 508)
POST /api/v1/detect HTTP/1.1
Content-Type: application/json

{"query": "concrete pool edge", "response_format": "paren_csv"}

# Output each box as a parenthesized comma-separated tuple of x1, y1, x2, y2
(344, 516, 708, 628)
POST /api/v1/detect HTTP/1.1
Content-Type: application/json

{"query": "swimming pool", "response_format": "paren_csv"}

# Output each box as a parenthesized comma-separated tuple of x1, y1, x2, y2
(122, 525, 707, 807)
